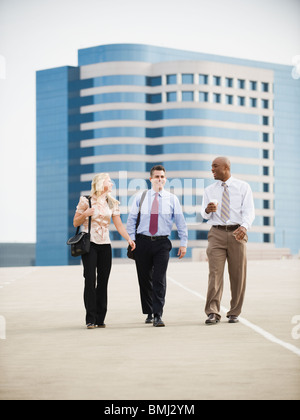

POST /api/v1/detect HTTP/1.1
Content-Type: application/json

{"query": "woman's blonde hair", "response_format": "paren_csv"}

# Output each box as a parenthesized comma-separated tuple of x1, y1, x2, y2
(90, 173, 119, 209)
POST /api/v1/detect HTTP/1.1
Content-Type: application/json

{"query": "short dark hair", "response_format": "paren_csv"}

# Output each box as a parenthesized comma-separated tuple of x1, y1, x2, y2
(150, 165, 166, 177)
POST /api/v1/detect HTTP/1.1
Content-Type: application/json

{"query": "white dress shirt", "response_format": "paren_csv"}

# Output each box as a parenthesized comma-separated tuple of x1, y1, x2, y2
(201, 176, 255, 230)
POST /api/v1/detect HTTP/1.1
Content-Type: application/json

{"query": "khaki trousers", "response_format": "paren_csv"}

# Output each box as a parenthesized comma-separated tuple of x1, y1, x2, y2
(205, 227, 247, 319)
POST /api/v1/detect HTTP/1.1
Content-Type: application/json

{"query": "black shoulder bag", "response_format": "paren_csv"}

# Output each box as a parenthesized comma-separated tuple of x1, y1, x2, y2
(127, 190, 147, 260)
(67, 196, 92, 257)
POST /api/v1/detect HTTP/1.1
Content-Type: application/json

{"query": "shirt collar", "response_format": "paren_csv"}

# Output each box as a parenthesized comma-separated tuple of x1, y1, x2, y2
(218, 176, 233, 187)
(151, 188, 164, 197)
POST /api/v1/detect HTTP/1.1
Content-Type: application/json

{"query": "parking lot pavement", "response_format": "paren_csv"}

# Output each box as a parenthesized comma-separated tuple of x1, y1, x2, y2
(0, 260, 299, 400)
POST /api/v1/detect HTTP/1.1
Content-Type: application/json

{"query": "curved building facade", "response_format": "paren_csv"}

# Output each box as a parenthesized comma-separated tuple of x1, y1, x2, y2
(36, 44, 300, 265)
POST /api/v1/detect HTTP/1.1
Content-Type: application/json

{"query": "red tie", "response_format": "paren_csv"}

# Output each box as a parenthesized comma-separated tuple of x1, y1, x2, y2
(149, 192, 159, 235)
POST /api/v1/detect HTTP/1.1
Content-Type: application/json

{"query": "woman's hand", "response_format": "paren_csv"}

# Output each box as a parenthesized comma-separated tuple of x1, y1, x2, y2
(84, 207, 95, 217)
(112, 215, 136, 249)
(73, 207, 94, 227)
(128, 239, 136, 251)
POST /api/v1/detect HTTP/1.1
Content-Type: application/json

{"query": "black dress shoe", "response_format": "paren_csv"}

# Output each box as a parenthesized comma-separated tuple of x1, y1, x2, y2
(205, 313, 220, 325)
(228, 316, 239, 323)
(153, 316, 165, 327)
(145, 315, 153, 324)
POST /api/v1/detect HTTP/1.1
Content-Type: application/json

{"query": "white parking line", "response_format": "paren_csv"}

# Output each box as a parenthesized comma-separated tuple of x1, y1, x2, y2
(168, 276, 300, 358)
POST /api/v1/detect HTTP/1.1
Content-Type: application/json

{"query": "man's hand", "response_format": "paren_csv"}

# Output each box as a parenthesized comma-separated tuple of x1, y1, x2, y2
(178, 247, 187, 259)
(205, 202, 218, 214)
(233, 226, 247, 241)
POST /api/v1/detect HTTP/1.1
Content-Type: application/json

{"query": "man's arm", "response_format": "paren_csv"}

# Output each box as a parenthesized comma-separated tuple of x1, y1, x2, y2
(234, 183, 255, 241)
(173, 196, 188, 259)
(200, 189, 216, 219)
(127, 194, 140, 241)
(241, 183, 255, 230)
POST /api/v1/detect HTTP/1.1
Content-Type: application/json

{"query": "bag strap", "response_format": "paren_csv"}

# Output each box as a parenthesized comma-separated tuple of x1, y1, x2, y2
(75, 196, 92, 235)
(135, 190, 147, 234)
(86, 196, 92, 234)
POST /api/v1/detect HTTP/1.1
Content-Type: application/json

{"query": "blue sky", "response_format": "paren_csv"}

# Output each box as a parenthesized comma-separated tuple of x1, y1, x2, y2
(0, 0, 299, 242)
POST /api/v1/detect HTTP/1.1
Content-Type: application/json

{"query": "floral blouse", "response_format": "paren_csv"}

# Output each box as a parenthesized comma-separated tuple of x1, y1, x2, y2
(76, 195, 120, 245)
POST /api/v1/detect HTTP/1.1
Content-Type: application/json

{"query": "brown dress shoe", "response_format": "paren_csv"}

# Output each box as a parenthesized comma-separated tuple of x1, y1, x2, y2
(228, 316, 239, 323)
(205, 313, 220, 325)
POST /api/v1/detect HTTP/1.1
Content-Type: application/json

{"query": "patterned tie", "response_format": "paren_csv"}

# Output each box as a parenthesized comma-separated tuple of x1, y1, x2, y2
(220, 182, 230, 223)
(149, 192, 159, 235)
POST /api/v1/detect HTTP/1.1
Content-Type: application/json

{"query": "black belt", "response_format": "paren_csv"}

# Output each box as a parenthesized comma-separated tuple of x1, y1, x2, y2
(213, 225, 240, 232)
(137, 234, 168, 241)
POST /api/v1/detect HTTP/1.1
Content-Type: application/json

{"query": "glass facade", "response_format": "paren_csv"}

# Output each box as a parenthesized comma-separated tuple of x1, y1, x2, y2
(36, 66, 81, 266)
(36, 44, 300, 265)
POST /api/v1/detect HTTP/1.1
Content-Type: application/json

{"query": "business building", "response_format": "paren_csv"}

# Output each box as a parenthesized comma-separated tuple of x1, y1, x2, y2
(36, 44, 300, 266)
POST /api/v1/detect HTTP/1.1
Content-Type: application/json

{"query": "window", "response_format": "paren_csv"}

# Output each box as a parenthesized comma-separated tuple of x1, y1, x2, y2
(263, 116, 269, 125)
(147, 93, 162, 104)
(263, 149, 269, 159)
(238, 79, 245, 89)
(225, 77, 233, 88)
(250, 97, 257, 107)
(199, 91, 209, 102)
(263, 217, 270, 226)
(263, 166, 269, 176)
(263, 200, 270, 209)
(166, 92, 177, 102)
(199, 74, 208, 84)
(238, 96, 245, 106)
(182, 73, 194, 84)
(263, 133, 269, 142)
(213, 93, 221, 103)
(226, 94, 233, 105)
(167, 74, 177, 85)
(262, 99, 269, 109)
(261, 82, 269, 92)
(197, 231, 208, 240)
(147, 76, 161, 87)
(263, 233, 270, 243)
(250, 80, 257, 90)
(263, 183, 269, 192)
(213, 76, 221, 86)
(182, 91, 194, 101)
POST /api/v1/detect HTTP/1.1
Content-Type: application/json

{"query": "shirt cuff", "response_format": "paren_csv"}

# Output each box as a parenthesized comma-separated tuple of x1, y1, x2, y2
(204, 211, 212, 219)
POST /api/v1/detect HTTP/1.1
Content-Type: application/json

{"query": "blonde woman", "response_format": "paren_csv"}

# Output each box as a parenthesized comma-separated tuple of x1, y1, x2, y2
(74, 173, 135, 329)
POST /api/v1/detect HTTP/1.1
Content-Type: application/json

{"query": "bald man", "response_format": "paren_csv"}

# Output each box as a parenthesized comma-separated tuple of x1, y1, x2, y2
(201, 157, 255, 324)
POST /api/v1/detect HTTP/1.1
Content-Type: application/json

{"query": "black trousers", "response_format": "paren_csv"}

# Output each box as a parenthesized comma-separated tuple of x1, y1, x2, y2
(135, 235, 172, 317)
(81, 243, 112, 325)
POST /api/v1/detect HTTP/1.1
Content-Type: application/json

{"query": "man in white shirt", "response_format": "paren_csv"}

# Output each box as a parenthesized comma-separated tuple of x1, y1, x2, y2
(201, 157, 255, 325)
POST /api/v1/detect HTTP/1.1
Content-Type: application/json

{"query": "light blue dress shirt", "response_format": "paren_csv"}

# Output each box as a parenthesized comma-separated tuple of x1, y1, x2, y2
(127, 189, 188, 247)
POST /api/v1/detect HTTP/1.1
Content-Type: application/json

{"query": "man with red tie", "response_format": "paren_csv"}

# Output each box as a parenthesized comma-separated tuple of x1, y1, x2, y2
(127, 166, 188, 327)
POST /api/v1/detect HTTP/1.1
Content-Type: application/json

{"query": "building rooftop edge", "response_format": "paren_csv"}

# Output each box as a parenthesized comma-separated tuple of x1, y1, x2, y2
(77, 43, 293, 70)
